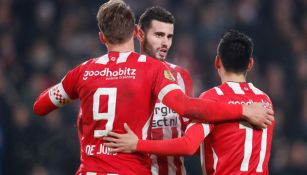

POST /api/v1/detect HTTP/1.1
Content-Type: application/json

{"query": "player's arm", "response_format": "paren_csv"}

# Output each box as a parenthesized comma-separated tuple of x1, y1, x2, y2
(152, 62, 273, 128)
(33, 66, 80, 116)
(104, 122, 211, 156)
(161, 89, 274, 128)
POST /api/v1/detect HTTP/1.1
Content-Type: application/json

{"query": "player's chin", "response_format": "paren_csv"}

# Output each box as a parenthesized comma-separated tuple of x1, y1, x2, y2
(156, 54, 167, 61)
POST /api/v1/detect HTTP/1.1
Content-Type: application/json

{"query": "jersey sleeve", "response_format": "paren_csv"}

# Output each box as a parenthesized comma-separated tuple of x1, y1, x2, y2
(137, 122, 213, 156)
(33, 63, 82, 116)
(178, 67, 194, 128)
(150, 61, 243, 123)
(161, 90, 243, 123)
(151, 61, 183, 102)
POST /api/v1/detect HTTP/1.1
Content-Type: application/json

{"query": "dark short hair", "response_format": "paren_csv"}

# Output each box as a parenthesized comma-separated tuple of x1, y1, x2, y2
(138, 6, 175, 31)
(217, 29, 254, 73)
(97, 0, 135, 44)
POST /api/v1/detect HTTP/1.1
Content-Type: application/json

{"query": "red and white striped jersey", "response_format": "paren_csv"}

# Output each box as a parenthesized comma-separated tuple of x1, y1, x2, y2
(151, 62, 193, 175)
(136, 82, 274, 175)
(41, 52, 182, 175)
(200, 82, 274, 175)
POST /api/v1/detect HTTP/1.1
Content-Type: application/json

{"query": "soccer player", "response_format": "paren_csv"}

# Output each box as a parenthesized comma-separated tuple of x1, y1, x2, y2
(137, 7, 193, 175)
(104, 29, 275, 175)
(33, 0, 273, 174)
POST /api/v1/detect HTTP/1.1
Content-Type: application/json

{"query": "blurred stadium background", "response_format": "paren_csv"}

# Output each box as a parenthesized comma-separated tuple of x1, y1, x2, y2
(0, 0, 306, 174)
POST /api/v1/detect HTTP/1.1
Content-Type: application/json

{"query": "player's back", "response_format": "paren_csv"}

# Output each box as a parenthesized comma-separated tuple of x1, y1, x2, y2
(64, 51, 177, 175)
(200, 82, 274, 175)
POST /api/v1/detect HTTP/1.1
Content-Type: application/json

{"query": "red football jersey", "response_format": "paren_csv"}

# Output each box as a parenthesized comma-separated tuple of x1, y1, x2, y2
(47, 52, 182, 175)
(151, 62, 193, 175)
(137, 82, 274, 175)
(200, 82, 274, 175)
(33, 51, 245, 175)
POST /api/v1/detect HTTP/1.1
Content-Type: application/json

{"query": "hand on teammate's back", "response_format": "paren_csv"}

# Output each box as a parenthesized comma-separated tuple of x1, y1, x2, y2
(104, 123, 138, 153)
(242, 102, 274, 129)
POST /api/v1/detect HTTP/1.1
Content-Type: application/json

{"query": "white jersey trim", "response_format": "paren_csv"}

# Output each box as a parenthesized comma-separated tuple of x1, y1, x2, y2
(257, 128, 267, 172)
(177, 73, 186, 93)
(212, 148, 218, 171)
(142, 116, 151, 140)
(117, 52, 131, 63)
(214, 87, 224, 95)
(227, 82, 245, 94)
(138, 55, 147, 62)
(48, 83, 72, 107)
(202, 124, 211, 137)
(96, 54, 109, 65)
(248, 83, 264, 95)
(158, 84, 182, 102)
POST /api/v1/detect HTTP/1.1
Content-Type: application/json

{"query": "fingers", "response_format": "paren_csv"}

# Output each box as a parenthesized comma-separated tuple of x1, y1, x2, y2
(103, 136, 119, 143)
(104, 142, 119, 148)
(124, 123, 133, 133)
(264, 118, 272, 126)
(110, 148, 125, 153)
(267, 114, 274, 122)
(260, 123, 267, 129)
(267, 108, 274, 115)
(107, 131, 122, 138)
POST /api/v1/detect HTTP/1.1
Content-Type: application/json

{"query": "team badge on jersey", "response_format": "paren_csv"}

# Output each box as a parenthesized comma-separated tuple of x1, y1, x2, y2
(164, 70, 176, 82)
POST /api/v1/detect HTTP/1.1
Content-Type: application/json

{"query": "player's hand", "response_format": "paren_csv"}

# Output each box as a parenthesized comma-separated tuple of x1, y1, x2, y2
(242, 102, 274, 129)
(103, 123, 138, 153)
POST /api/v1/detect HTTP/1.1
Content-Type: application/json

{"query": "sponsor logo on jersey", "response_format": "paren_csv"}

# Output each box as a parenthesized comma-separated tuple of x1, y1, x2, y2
(154, 105, 176, 117)
(163, 70, 176, 82)
(83, 67, 136, 80)
(152, 117, 178, 128)
(228, 99, 272, 109)
(152, 105, 178, 128)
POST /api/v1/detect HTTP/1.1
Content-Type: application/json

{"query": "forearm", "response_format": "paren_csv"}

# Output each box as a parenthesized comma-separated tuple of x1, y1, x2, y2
(162, 90, 243, 123)
(137, 139, 195, 156)
(33, 88, 57, 116)
(137, 123, 205, 156)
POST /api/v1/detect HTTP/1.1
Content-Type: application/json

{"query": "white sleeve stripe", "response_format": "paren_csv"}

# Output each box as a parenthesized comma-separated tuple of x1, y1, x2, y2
(214, 87, 224, 95)
(158, 84, 182, 102)
(48, 83, 72, 107)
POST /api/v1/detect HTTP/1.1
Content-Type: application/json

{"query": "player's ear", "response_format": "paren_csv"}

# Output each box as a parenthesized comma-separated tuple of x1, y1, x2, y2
(99, 32, 107, 44)
(247, 57, 254, 72)
(135, 25, 144, 42)
(215, 55, 222, 70)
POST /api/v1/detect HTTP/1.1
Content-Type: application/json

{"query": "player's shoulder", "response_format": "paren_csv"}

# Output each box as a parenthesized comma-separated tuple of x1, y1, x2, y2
(199, 86, 221, 100)
(245, 83, 270, 97)
(165, 61, 191, 78)
(165, 61, 188, 72)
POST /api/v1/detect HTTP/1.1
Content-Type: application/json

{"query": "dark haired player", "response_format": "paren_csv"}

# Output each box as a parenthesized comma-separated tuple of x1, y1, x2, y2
(137, 6, 193, 175)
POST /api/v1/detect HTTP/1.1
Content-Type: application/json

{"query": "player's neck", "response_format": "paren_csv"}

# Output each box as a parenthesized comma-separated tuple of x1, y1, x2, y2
(221, 72, 247, 84)
(107, 38, 135, 53)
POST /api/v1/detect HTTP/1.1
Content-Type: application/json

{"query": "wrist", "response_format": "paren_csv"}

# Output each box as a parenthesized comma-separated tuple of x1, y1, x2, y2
(242, 104, 247, 120)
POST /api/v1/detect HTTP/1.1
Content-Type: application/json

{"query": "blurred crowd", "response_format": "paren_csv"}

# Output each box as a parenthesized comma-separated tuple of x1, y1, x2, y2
(0, 0, 306, 174)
